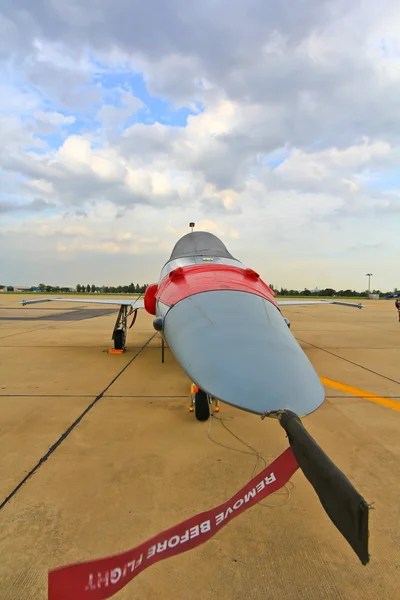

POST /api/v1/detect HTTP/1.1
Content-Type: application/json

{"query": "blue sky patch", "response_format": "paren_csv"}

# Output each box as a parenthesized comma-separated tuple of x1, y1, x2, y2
(257, 148, 291, 168)
(93, 69, 203, 128)
(31, 132, 65, 152)
(11, 60, 204, 156)
(361, 168, 400, 191)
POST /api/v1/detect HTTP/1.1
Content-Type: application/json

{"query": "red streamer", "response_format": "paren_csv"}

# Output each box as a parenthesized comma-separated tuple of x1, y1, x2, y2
(49, 447, 298, 599)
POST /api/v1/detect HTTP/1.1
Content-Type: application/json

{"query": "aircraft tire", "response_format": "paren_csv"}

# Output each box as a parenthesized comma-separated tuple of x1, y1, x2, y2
(194, 389, 210, 421)
(114, 329, 125, 350)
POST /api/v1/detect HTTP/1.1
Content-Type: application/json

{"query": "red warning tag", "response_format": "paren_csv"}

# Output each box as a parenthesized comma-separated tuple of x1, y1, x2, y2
(48, 447, 298, 599)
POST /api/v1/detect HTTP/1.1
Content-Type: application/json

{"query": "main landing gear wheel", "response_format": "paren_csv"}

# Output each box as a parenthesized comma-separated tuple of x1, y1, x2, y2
(111, 305, 133, 351)
(113, 329, 125, 350)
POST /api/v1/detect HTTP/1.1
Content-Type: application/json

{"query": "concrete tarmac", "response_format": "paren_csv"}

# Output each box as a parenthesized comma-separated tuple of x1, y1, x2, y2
(0, 294, 400, 599)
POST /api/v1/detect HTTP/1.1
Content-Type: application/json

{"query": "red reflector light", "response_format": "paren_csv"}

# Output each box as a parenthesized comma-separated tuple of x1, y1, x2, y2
(244, 268, 259, 280)
(169, 267, 185, 281)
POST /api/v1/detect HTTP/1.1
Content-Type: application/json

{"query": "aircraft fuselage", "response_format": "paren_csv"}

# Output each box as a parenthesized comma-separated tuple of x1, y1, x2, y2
(143, 231, 325, 417)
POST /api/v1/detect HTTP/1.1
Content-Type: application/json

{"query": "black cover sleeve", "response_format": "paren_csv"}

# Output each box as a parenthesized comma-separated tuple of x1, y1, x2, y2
(279, 410, 370, 565)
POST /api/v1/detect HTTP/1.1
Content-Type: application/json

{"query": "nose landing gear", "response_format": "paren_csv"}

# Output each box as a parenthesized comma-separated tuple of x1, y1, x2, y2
(189, 383, 219, 421)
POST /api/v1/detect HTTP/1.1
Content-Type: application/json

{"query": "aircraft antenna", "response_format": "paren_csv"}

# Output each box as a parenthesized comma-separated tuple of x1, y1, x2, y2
(189, 222, 195, 233)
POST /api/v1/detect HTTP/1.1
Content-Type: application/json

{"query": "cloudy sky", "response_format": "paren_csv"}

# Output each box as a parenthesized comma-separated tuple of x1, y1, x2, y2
(1, 1, 399, 291)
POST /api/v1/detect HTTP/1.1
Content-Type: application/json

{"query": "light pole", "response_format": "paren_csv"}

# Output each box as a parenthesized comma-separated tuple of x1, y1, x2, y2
(366, 273, 373, 295)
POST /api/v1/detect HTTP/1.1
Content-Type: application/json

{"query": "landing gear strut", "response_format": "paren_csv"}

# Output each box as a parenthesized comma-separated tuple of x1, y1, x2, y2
(111, 305, 134, 351)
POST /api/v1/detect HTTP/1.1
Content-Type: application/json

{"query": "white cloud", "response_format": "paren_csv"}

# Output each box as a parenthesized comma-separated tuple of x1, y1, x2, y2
(96, 92, 143, 129)
(34, 111, 76, 126)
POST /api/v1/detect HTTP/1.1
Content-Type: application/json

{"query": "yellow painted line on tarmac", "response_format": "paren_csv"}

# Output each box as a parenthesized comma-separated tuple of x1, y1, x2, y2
(320, 377, 400, 412)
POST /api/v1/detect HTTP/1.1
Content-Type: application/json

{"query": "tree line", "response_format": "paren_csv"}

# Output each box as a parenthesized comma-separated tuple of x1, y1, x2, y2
(269, 286, 394, 298)
(2, 283, 396, 297)
(34, 283, 147, 294)
(75, 283, 147, 294)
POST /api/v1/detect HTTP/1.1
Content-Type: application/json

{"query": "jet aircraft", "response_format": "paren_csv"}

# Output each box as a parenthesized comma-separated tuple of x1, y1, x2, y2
(21, 224, 363, 422)
(21, 226, 370, 565)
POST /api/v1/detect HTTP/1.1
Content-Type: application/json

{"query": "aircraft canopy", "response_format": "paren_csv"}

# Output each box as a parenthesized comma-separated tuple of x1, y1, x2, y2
(169, 231, 236, 261)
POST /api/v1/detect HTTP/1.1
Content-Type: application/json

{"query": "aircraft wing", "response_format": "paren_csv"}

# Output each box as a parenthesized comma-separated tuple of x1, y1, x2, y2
(277, 300, 363, 309)
(20, 297, 145, 309)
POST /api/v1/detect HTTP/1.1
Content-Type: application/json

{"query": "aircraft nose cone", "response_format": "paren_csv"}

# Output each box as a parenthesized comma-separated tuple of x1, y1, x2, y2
(163, 290, 325, 416)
